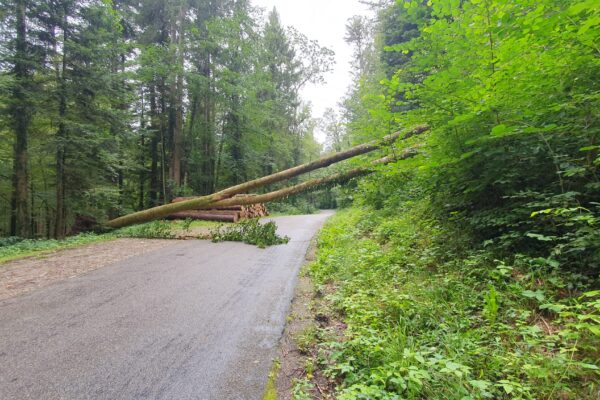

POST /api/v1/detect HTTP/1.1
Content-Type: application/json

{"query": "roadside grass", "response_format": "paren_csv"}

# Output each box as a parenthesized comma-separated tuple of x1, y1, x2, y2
(296, 208, 599, 399)
(0, 233, 115, 264)
(262, 360, 281, 400)
(0, 219, 224, 265)
(0, 217, 291, 264)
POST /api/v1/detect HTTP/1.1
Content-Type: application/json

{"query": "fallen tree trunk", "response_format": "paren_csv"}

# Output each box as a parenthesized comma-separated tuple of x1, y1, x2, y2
(166, 212, 239, 223)
(106, 126, 428, 229)
(205, 148, 419, 210)
(171, 197, 269, 218)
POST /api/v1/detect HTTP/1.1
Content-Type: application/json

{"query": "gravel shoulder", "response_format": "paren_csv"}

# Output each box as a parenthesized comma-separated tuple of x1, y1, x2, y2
(0, 238, 175, 301)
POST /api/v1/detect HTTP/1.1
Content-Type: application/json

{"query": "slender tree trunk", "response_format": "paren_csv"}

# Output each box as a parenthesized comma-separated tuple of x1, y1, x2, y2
(55, 9, 68, 239)
(39, 156, 50, 239)
(169, 3, 185, 187)
(149, 86, 159, 206)
(160, 92, 168, 203)
(106, 126, 428, 228)
(10, 0, 30, 238)
(214, 121, 226, 190)
(200, 63, 215, 195)
(228, 94, 245, 184)
(206, 155, 412, 209)
(139, 90, 146, 210)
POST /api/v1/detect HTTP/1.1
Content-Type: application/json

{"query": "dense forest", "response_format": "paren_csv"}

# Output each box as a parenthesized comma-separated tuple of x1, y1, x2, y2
(0, 0, 332, 238)
(294, 0, 599, 399)
(1, 0, 599, 398)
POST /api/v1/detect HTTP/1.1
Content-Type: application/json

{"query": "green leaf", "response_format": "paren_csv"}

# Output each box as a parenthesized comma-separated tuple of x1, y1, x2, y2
(522, 290, 545, 302)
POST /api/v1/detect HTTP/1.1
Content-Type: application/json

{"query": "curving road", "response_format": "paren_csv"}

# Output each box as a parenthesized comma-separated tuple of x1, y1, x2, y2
(0, 211, 333, 400)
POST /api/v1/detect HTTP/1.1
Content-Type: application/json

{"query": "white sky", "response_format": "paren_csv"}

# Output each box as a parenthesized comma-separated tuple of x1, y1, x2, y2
(252, 0, 371, 142)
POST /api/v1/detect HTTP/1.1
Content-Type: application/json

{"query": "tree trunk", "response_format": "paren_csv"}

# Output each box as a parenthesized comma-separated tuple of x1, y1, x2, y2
(149, 85, 159, 206)
(139, 90, 146, 210)
(10, 0, 30, 238)
(206, 150, 419, 209)
(169, 3, 185, 187)
(106, 126, 427, 228)
(55, 9, 68, 239)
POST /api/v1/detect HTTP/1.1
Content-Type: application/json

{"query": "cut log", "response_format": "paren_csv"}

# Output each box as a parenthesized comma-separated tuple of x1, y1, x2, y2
(167, 211, 239, 223)
(169, 197, 268, 220)
(106, 126, 428, 229)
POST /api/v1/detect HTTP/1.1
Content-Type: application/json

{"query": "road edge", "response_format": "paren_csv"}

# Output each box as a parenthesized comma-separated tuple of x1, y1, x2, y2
(262, 231, 321, 400)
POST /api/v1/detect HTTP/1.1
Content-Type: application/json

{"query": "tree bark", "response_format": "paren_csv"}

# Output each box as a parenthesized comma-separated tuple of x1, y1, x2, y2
(9, 0, 30, 238)
(106, 126, 427, 228)
(149, 85, 159, 206)
(205, 149, 419, 209)
(169, 3, 185, 187)
(55, 8, 68, 239)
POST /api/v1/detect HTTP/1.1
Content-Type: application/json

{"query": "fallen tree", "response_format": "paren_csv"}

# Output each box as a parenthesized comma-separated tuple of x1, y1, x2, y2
(106, 126, 428, 229)
(204, 148, 419, 209)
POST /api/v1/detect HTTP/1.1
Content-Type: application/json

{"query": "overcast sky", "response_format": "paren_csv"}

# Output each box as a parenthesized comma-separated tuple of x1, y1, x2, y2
(252, 0, 371, 141)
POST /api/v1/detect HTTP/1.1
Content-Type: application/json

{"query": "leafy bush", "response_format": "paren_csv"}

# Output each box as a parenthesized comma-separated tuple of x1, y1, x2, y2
(269, 199, 319, 215)
(302, 208, 599, 400)
(0, 236, 26, 248)
(211, 219, 290, 248)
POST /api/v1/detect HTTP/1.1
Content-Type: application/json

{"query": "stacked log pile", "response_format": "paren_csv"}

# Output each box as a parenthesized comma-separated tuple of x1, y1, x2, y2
(167, 196, 268, 223)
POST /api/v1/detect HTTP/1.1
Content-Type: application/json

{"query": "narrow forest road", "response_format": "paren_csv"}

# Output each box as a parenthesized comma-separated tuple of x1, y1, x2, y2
(0, 211, 334, 400)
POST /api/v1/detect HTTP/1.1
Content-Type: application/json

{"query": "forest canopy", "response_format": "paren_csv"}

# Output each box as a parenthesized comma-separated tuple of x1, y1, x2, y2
(0, 0, 333, 238)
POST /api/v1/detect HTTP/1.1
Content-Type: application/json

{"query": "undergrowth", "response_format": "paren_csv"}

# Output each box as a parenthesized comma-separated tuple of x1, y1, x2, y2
(300, 207, 599, 400)
(0, 220, 182, 263)
(0, 233, 112, 263)
(115, 220, 175, 239)
(211, 219, 290, 248)
(269, 199, 320, 216)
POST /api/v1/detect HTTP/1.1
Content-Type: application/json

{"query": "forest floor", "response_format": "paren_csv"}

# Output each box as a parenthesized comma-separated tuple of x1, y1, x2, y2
(0, 238, 175, 301)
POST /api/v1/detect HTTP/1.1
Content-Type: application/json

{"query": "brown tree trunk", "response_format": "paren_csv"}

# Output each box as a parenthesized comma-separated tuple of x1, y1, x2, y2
(206, 149, 419, 209)
(149, 85, 159, 206)
(106, 126, 427, 229)
(169, 3, 185, 187)
(139, 90, 146, 210)
(9, 0, 30, 238)
(55, 9, 68, 239)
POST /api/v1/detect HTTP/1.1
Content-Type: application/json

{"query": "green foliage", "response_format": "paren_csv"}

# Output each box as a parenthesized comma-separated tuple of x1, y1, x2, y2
(1, 0, 328, 238)
(269, 198, 320, 216)
(338, 0, 600, 276)
(0, 233, 112, 263)
(305, 208, 599, 399)
(483, 285, 499, 324)
(295, 326, 319, 355)
(115, 220, 174, 239)
(211, 219, 290, 248)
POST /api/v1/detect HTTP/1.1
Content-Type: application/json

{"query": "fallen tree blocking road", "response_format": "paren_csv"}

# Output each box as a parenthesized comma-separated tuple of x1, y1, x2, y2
(205, 148, 420, 210)
(169, 197, 269, 222)
(166, 211, 240, 223)
(106, 126, 428, 229)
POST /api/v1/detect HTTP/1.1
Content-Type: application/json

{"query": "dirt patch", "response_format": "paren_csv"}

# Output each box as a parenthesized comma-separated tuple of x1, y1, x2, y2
(174, 226, 213, 240)
(275, 264, 317, 399)
(0, 238, 175, 301)
(274, 237, 346, 400)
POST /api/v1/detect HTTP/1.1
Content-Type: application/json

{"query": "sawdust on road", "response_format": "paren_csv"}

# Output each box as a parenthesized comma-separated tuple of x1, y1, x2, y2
(0, 238, 175, 301)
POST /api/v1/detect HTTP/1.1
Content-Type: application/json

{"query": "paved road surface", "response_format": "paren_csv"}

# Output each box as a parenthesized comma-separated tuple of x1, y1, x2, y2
(0, 212, 333, 400)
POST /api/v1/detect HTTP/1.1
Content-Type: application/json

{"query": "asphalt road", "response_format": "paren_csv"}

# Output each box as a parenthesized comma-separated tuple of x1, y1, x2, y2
(0, 211, 333, 400)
